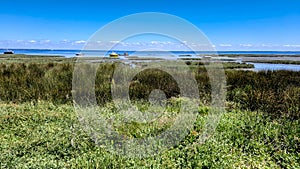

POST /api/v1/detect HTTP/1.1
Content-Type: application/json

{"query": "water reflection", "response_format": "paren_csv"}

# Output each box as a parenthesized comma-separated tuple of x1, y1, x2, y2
(247, 62, 300, 71)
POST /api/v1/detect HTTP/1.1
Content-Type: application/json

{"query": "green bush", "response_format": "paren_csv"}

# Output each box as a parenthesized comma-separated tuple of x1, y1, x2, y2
(0, 62, 299, 119)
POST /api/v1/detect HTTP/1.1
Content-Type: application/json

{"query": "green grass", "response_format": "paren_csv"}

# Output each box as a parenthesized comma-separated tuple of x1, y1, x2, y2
(0, 54, 75, 64)
(184, 61, 254, 69)
(0, 54, 64, 58)
(0, 101, 299, 168)
(0, 56, 299, 167)
(0, 61, 299, 118)
(222, 62, 254, 69)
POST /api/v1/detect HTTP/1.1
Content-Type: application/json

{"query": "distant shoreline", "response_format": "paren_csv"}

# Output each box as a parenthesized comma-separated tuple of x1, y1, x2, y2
(1, 49, 300, 58)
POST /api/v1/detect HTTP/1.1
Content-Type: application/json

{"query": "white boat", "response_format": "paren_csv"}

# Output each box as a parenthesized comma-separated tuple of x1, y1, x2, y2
(203, 55, 212, 59)
(3, 50, 14, 54)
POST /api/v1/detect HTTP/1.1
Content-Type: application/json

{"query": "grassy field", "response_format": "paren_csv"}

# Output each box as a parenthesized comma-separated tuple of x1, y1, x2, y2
(0, 102, 299, 168)
(184, 61, 254, 69)
(0, 55, 299, 168)
(0, 61, 298, 118)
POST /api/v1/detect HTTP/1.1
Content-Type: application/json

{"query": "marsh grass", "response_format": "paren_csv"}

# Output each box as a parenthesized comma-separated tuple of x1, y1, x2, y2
(226, 70, 300, 119)
(0, 56, 299, 167)
(184, 61, 254, 69)
(0, 60, 299, 118)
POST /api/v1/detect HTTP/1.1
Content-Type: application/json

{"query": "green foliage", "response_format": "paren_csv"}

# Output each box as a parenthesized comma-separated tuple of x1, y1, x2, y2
(0, 61, 299, 119)
(0, 57, 299, 168)
(0, 63, 73, 104)
(222, 62, 254, 69)
(227, 70, 300, 119)
(185, 61, 254, 69)
(0, 102, 299, 168)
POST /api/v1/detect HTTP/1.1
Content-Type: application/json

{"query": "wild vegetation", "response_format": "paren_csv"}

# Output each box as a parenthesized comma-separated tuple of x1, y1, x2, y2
(0, 102, 299, 168)
(0, 56, 299, 168)
(185, 61, 254, 69)
(0, 60, 298, 118)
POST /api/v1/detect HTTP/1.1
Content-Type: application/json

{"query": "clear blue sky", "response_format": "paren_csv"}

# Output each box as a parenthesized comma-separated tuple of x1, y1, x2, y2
(1, 0, 300, 50)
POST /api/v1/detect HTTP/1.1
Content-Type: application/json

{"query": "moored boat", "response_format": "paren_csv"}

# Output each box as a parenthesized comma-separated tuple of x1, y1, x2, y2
(75, 53, 84, 56)
(109, 52, 119, 58)
(3, 50, 14, 54)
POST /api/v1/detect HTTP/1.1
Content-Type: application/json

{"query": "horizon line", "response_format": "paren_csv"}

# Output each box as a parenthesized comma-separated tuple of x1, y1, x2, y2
(1, 48, 300, 52)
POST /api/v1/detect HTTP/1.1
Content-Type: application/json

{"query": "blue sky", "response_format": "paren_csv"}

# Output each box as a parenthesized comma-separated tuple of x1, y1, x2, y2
(1, 0, 300, 50)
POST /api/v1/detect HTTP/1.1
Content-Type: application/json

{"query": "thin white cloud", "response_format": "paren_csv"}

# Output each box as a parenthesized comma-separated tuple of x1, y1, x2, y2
(74, 40, 86, 44)
(151, 41, 159, 44)
(40, 40, 51, 44)
(219, 44, 232, 47)
(3, 39, 300, 51)
(29, 40, 37, 43)
(162, 41, 172, 45)
(240, 44, 253, 47)
(261, 44, 274, 47)
(109, 41, 120, 44)
(283, 44, 300, 48)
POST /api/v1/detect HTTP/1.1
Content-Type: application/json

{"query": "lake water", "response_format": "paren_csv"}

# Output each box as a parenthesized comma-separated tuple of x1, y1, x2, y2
(1, 49, 300, 71)
(2, 49, 300, 57)
(247, 62, 300, 72)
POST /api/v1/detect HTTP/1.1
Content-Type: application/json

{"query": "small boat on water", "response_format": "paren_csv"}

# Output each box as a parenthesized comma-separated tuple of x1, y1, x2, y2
(3, 50, 14, 54)
(75, 53, 84, 56)
(109, 52, 119, 58)
(203, 55, 212, 59)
